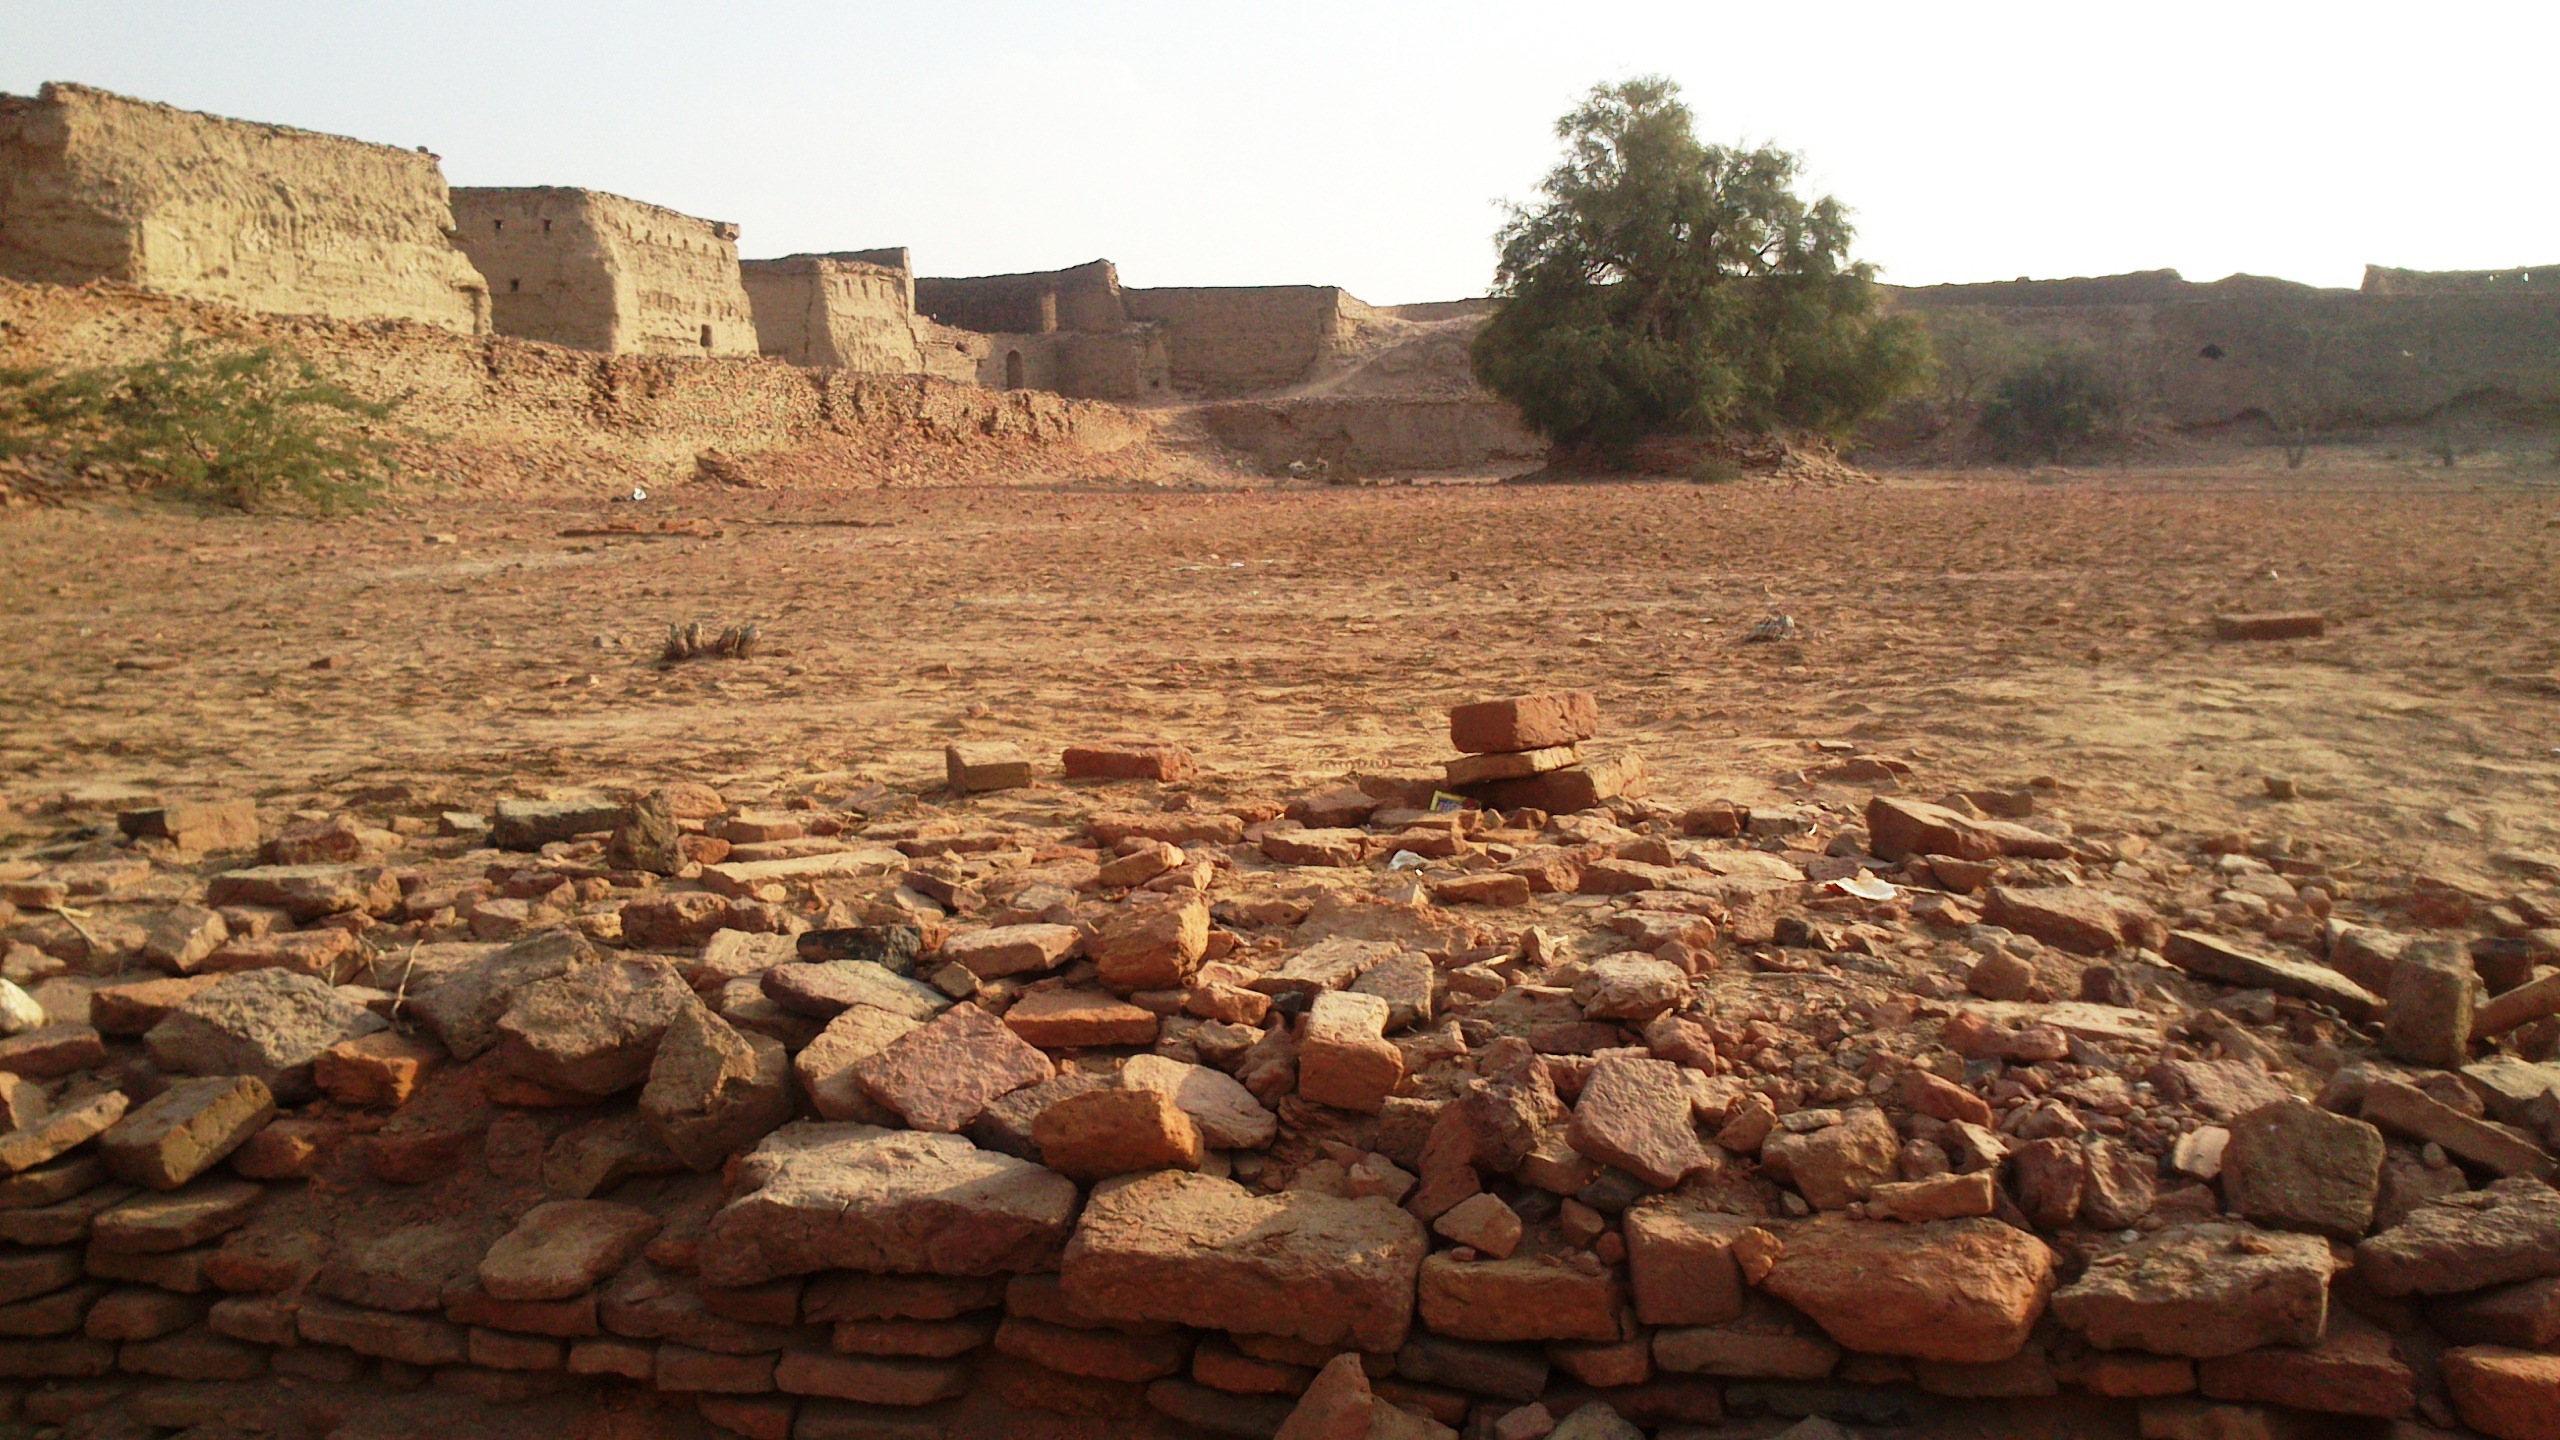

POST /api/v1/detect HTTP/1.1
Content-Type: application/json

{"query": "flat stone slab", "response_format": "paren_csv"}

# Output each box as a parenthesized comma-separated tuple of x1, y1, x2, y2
(1061, 1170, 1425, 1352)
(1416, 1251, 1624, 1343)
(1761, 1214, 2056, 1364)
(702, 847, 905, 899)
(2357, 1178, 2560, 1297)
(97, 1075, 274, 1190)
(481, 1200, 663, 1301)
(2052, 1223, 2333, 1357)
(2164, 931, 2382, 1020)
(89, 1179, 264, 1255)
(698, 1123, 1077, 1286)
(1120, 1054, 1276, 1150)
(763, 962, 950, 1023)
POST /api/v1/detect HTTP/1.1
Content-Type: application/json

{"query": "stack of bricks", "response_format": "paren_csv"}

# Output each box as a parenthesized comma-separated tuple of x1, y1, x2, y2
(1442, 690, 1645, 814)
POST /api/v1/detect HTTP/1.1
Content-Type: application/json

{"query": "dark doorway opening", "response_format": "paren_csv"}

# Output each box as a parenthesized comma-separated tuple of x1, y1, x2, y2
(1004, 350, 1025, 389)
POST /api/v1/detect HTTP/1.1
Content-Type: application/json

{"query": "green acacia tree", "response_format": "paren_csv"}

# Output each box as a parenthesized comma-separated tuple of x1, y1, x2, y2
(1470, 77, 1927, 452)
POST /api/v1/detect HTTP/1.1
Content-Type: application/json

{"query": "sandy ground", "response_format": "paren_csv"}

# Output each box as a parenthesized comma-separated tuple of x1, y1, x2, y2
(4, 470, 2557, 886)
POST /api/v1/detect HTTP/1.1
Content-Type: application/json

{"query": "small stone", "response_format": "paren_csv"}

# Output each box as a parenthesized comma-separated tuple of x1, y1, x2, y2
(2051, 1223, 2332, 1356)
(1903, 1070, 1994, 1127)
(1868, 1170, 1997, 1223)
(1965, 950, 2036, 1001)
(2163, 930, 2382, 1021)
(144, 970, 375, 1098)
(698, 1123, 1079, 1287)
(1623, 1197, 1778, 1326)
(640, 1004, 793, 1170)
(946, 742, 1034, 794)
(1568, 1056, 1710, 1190)
(1982, 886, 2165, 956)
(1762, 1105, 1898, 1211)
(1275, 1351, 1377, 1440)
(96, 1076, 273, 1190)
(2442, 1345, 2560, 1440)
(2384, 939, 2477, 1069)
(762, 960, 949, 1022)
(1120, 1054, 1276, 1149)
(1060, 1170, 1425, 1352)
(1032, 1088, 1204, 1181)
(606, 790, 686, 874)
(1432, 1193, 1523, 1258)
(90, 1179, 263, 1254)
(2355, 1178, 2560, 1297)
(943, 924, 1082, 980)
(1349, 950, 1437, 1031)
(1004, 988, 1161, 1048)
(2221, 1098, 2385, 1239)
(1062, 742, 1198, 783)
(1417, 1250, 1624, 1343)
(140, 906, 229, 972)
(1572, 954, 1688, 1021)
(852, 1002, 1055, 1133)
(0, 1091, 129, 1174)
(2362, 1079, 2554, 1179)
(1299, 991, 1405, 1114)
(1090, 898, 1210, 992)
(314, 1030, 443, 1108)
(1448, 691, 1600, 755)
(1262, 828, 1370, 868)
(489, 796, 626, 851)
(1762, 1214, 2056, 1364)
(491, 959, 697, 1099)
(480, 1200, 663, 1301)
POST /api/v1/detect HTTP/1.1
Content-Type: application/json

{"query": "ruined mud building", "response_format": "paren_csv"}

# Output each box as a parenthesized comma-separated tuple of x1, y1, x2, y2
(0, 83, 489, 332)
(2, 78, 2554, 472)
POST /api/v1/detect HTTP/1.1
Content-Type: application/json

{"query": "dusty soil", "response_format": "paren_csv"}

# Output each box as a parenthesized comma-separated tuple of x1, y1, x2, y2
(5, 469, 2557, 880)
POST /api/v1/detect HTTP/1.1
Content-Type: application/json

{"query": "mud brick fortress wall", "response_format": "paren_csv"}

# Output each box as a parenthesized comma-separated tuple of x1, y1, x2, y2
(451, 188, 758, 357)
(0, 83, 489, 333)
(1893, 270, 2560, 429)
(0, 279, 1150, 488)
(739, 254, 976, 383)
(1120, 285, 1349, 397)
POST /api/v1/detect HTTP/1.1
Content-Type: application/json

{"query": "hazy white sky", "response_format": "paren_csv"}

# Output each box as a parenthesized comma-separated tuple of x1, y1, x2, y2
(8, 1, 2553, 304)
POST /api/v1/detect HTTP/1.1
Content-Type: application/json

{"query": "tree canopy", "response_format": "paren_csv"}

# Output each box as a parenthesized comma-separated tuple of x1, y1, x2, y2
(1470, 77, 1926, 450)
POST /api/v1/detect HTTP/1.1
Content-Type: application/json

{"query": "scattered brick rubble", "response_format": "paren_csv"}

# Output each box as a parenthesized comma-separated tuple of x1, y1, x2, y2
(0, 691, 2554, 1440)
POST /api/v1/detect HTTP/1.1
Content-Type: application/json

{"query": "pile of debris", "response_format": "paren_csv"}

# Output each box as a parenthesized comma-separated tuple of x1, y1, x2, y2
(0, 692, 2553, 1440)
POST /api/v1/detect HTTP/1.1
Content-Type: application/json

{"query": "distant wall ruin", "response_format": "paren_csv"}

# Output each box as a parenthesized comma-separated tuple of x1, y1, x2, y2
(1192, 395, 1543, 475)
(0, 82, 487, 332)
(916, 262, 1352, 400)
(913, 261, 1176, 400)
(450, 187, 756, 356)
(2363, 262, 2560, 296)
(739, 252, 974, 381)
(915, 259, 1125, 336)
(1891, 268, 2560, 431)
(1123, 285, 1348, 396)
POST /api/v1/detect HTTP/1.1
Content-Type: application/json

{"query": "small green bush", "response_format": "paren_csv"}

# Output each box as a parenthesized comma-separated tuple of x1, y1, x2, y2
(1978, 352, 2121, 464)
(0, 332, 401, 512)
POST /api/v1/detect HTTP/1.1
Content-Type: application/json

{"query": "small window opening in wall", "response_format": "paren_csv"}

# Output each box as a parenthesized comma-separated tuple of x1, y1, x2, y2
(542, 218, 552, 234)
(2199, 343, 2225, 360)
(492, 219, 503, 233)
(700, 325, 714, 349)
(1004, 350, 1025, 389)
(509, 278, 520, 293)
